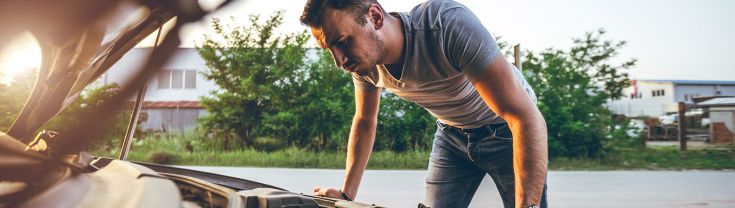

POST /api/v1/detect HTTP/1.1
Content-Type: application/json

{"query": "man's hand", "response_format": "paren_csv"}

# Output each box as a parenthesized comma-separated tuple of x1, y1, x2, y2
(313, 186, 347, 200)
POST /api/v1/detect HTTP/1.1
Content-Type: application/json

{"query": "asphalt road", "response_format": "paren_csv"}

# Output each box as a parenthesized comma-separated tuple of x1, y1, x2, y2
(182, 166, 735, 208)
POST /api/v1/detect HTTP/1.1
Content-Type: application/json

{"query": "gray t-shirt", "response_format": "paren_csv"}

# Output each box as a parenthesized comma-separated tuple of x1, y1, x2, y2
(352, 0, 537, 129)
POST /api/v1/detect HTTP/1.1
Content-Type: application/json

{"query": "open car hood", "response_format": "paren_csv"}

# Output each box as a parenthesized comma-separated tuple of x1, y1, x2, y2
(0, 0, 234, 184)
(3, 0, 183, 143)
(0, 0, 345, 206)
(0, 1, 388, 207)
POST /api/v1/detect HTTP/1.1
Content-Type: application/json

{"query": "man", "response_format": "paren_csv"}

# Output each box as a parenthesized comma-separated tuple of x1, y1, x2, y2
(300, 0, 548, 207)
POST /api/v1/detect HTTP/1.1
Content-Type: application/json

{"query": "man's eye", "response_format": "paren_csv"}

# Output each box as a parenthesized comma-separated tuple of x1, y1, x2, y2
(338, 38, 349, 47)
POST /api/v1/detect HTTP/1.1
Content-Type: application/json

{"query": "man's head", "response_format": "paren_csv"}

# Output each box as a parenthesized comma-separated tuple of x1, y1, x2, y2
(300, 0, 388, 76)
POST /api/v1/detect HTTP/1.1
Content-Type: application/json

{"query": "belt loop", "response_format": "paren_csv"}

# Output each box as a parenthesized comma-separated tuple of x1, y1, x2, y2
(436, 120, 448, 131)
(485, 124, 495, 136)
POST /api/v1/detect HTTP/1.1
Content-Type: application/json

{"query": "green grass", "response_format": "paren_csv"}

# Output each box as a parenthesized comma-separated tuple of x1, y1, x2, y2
(95, 147, 429, 169)
(550, 145, 735, 170)
(94, 134, 735, 170)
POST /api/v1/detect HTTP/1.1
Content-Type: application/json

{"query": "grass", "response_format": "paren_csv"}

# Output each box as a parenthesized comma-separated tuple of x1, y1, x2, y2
(93, 134, 735, 170)
(93, 133, 429, 169)
(95, 147, 429, 169)
(551, 144, 735, 170)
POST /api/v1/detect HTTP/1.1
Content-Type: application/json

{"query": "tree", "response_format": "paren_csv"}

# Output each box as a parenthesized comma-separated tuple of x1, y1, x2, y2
(254, 49, 356, 151)
(42, 83, 132, 151)
(0, 69, 36, 131)
(196, 11, 311, 149)
(195, 11, 436, 152)
(1, 68, 130, 150)
(375, 93, 436, 152)
(521, 29, 636, 158)
(297, 50, 355, 150)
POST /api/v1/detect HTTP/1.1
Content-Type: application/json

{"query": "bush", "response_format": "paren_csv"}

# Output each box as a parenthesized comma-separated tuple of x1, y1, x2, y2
(41, 83, 132, 152)
(149, 151, 180, 164)
(522, 29, 637, 158)
(252, 137, 286, 152)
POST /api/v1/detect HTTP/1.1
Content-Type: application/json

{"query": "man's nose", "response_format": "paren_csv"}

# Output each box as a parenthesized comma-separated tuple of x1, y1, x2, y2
(330, 48, 348, 67)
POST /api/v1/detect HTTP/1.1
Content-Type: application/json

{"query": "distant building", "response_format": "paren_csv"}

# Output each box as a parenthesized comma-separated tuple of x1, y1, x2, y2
(99, 48, 220, 132)
(607, 79, 735, 117)
(98, 47, 323, 132)
(698, 97, 735, 143)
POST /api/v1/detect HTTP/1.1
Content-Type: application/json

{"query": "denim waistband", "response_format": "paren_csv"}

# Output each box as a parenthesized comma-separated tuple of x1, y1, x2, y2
(436, 121, 508, 134)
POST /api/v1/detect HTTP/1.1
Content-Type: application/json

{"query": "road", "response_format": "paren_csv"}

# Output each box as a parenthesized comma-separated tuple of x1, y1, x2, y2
(182, 166, 735, 208)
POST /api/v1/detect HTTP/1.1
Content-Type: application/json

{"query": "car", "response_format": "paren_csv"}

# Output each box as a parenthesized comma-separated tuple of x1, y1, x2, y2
(658, 114, 678, 125)
(0, 1, 382, 207)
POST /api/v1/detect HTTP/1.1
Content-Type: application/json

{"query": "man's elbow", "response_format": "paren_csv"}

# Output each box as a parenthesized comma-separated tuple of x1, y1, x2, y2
(497, 107, 545, 127)
(352, 115, 378, 130)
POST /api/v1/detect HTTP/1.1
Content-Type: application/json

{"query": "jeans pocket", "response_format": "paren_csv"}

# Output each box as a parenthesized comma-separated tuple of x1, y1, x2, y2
(492, 124, 513, 141)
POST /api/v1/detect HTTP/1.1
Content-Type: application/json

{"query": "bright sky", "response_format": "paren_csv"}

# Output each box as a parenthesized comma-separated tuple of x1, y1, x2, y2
(174, 0, 735, 81)
(2, 0, 733, 83)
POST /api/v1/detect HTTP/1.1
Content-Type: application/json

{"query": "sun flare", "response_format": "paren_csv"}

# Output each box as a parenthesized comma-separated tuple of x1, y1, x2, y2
(0, 32, 41, 86)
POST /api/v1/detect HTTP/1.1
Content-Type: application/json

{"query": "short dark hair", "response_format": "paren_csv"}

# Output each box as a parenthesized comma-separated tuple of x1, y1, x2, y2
(300, 0, 382, 28)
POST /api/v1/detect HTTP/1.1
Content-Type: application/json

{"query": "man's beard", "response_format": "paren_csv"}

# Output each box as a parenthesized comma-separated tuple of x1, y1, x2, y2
(355, 29, 386, 76)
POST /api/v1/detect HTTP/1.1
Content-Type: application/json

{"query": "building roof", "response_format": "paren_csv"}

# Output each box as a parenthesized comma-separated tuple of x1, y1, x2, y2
(637, 79, 735, 85)
(698, 97, 735, 107)
(126, 101, 203, 109)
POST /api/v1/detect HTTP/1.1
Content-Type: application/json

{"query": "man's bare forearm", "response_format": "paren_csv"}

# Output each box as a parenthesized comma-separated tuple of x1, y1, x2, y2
(508, 111, 548, 208)
(341, 116, 378, 199)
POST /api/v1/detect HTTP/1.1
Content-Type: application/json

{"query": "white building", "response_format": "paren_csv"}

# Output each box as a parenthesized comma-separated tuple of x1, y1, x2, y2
(607, 80, 735, 117)
(100, 47, 220, 131)
(698, 97, 735, 143)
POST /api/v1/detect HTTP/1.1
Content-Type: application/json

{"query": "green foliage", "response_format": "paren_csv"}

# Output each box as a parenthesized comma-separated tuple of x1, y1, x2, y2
(196, 11, 439, 153)
(0, 70, 130, 151)
(96, 132, 431, 169)
(252, 137, 287, 152)
(197, 12, 356, 151)
(149, 151, 180, 164)
(42, 83, 132, 151)
(376, 93, 435, 152)
(196, 12, 637, 158)
(0, 69, 36, 131)
(95, 133, 734, 170)
(196, 11, 312, 148)
(522, 29, 637, 158)
(550, 145, 735, 170)
(295, 51, 355, 150)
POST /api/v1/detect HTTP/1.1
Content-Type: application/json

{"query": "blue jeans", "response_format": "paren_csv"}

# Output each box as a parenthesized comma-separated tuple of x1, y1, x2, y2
(425, 121, 548, 208)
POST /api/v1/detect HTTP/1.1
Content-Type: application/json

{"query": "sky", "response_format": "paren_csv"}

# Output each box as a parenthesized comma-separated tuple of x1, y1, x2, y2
(1, 0, 734, 82)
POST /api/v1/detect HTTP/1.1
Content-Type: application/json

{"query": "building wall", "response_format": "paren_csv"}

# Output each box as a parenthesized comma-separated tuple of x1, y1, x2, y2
(96, 48, 219, 132)
(719, 85, 735, 95)
(100, 48, 220, 101)
(140, 108, 206, 131)
(674, 85, 735, 103)
(608, 80, 735, 117)
(607, 81, 675, 117)
(95, 48, 323, 132)
(710, 107, 735, 132)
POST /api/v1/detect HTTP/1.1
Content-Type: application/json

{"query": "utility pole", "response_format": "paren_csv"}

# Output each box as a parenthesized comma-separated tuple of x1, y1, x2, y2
(513, 44, 521, 70)
(677, 102, 687, 151)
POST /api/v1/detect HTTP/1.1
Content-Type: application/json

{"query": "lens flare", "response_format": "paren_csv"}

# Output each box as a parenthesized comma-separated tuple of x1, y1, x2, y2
(0, 32, 41, 86)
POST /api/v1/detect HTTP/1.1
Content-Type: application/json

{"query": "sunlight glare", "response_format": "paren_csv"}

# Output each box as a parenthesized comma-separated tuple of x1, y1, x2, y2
(0, 32, 41, 86)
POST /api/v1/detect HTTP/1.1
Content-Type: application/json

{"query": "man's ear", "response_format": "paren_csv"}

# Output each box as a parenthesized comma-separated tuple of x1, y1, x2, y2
(367, 4, 384, 30)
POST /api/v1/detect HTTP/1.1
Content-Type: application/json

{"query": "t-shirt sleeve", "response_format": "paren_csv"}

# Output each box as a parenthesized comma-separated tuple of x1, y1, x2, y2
(441, 3, 501, 76)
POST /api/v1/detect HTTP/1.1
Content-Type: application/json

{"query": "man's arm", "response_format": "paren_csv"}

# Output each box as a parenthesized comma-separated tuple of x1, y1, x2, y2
(467, 55, 548, 208)
(314, 85, 381, 200)
(342, 85, 382, 199)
